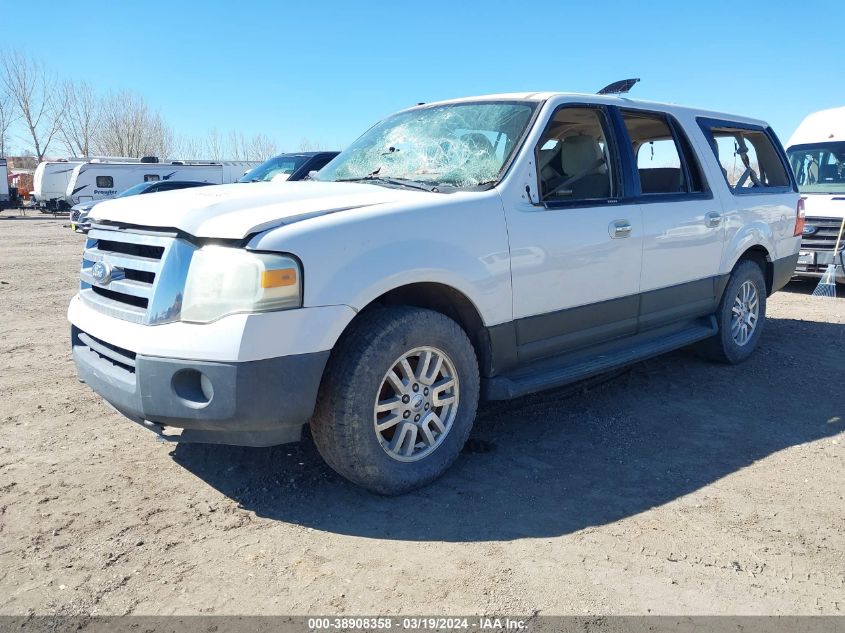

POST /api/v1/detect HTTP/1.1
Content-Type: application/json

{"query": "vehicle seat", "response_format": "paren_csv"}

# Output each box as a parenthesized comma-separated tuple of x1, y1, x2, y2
(539, 141, 563, 183)
(461, 133, 495, 159)
(555, 135, 610, 199)
(818, 164, 842, 183)
(639, 167, 683, 193)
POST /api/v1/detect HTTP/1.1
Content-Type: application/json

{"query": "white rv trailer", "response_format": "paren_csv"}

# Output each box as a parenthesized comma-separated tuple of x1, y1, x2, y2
(0, 158, 9, 204)
(63, 160, 258, 206)
(33, 157, 151, 211)
(785, 106, 845, 283)
(33, 160, 85, 210)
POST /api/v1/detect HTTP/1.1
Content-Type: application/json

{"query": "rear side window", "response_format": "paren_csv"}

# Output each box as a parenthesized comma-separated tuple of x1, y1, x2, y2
(95, 176, 113, 188)
(621, 110, 705, 195)
(144, 174, 160, 182)
(698, 120, 791, 192)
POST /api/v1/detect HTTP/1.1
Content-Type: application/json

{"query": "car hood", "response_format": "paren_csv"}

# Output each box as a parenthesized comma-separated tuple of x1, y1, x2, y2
(88, 181, 432, 239)
(802, 193, 845, 219)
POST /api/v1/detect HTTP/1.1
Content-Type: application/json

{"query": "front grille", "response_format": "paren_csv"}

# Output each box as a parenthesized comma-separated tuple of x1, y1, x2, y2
(801, 216, 845, 251)
(79, 224, 195, 324)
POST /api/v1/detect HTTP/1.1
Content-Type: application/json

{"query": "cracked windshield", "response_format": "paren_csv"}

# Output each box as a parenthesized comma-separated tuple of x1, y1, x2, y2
(315, 101, 537, 189)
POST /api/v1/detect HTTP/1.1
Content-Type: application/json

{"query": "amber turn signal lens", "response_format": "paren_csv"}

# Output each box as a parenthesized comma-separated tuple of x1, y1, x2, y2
(261, 268, 297, 288)
(793, 198, 806, 237)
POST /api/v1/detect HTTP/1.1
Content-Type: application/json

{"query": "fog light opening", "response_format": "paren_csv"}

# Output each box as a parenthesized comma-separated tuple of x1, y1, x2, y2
(171, 369, 214, 407)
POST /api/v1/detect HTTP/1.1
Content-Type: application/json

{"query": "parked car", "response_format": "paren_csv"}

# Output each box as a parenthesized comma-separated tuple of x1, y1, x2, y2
(68, 93, 801, 494)
(239, 151, 339, 183)
(70, 180, 215, 233)
(786, 106, 845, 284)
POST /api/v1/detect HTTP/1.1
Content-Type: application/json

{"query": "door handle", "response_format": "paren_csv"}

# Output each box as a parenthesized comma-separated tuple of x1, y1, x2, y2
(705, 212, 722, 228)
(609, 219, 633, 239)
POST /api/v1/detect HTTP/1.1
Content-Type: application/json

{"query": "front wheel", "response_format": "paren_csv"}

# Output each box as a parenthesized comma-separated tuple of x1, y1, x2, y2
(311, 306, 479, 495)
(696, 259, 767, 364)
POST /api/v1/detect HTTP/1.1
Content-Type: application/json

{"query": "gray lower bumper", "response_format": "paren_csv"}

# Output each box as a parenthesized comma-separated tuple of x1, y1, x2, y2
(772, 252, 800, 292)
(72, 326, 329, 446)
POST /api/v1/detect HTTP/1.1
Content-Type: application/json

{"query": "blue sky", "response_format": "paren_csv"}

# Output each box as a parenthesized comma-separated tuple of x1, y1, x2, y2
(1, 0, 843, 153)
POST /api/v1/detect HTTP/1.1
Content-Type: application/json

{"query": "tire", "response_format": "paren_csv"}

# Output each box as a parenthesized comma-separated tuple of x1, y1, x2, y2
(696, 259, 767, 364)
(311, 306, 480, 495)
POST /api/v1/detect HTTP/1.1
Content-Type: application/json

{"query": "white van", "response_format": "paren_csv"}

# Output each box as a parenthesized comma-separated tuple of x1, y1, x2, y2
(69, 93, 801, 494)
(64, 160, 257, 206)
(786, 107, 845, 283)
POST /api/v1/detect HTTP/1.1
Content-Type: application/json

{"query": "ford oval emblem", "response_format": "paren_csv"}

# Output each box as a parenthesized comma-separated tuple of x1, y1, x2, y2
(802, 225, 818, 235)
(91, 261, 112, 285)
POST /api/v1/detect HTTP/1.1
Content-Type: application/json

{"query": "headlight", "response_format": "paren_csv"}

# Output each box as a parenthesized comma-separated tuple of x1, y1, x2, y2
(181, 246, 302, 323)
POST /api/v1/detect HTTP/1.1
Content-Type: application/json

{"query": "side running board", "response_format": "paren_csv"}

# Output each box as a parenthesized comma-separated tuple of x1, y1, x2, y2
(483, 317, 717, 400)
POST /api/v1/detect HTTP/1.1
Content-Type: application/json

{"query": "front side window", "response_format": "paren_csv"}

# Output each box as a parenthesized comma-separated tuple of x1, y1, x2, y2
(621, 110, 704, 195)
(787, 141, 845, 194)
(315, 101, 538, 189)
(699, 121, 791, 192)
(536, 106, 616, 202)
(95, 176, 113, 188)
(144, 174, 160, 182)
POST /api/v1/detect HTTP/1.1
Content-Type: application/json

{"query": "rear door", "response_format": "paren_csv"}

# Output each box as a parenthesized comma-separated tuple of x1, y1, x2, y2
(504, 103, 644, 363)
(615, 108, 726, 331)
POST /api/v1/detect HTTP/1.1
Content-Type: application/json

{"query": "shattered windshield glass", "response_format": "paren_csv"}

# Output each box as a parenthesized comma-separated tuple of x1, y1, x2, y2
(315, 101, 538, 189)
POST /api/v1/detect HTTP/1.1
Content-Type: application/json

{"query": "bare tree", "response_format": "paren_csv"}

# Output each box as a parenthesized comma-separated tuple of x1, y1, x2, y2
(1, 50, 66, 160)
(205, 128, 223, 161)
(96, 90, 172, 158)
(298, 137, 324, 152)
(60, 80, 100, 157)
(248, 133, 277, 160)
(227, 130, 250, 161)
(0, 85, 17, 157)
(170, 134, 203, 160)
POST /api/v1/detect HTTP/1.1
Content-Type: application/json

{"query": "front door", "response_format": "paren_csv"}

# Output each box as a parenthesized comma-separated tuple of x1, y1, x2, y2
(504, 104, 644, 363)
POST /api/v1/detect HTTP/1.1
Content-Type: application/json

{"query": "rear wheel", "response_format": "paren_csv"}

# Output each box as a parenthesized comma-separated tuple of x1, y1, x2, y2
(697, 259, 767, 364)
(311, 306, 479, 495)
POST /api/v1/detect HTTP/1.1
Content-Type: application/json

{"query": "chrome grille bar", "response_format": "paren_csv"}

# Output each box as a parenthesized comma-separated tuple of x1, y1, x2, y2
(78, 224, 196, 325)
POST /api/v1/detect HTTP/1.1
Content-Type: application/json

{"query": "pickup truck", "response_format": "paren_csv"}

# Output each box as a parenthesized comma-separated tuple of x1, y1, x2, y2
(69, 92, 802, 494)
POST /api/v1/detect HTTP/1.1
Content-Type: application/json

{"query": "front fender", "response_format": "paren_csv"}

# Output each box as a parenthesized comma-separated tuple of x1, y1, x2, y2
(247, 193, 513, 327)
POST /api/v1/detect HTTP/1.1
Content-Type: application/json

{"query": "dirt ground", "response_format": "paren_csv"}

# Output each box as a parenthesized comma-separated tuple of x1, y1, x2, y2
(0, 211, 843, 617)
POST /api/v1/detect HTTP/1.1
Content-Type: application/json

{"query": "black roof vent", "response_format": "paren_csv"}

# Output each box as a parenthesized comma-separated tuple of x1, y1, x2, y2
(140, 156, 159, 163)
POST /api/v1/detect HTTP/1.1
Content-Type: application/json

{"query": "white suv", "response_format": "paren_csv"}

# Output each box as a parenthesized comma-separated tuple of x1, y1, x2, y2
(69, 93, 802, 494)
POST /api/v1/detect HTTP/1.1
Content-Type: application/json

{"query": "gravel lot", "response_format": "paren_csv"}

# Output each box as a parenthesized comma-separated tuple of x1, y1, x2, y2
(0, 212, 843, 617)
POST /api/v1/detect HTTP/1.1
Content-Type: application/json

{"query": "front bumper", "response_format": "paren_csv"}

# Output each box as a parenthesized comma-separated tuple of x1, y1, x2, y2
(793, 250, 845, 283)
(72, 325, 330, 446)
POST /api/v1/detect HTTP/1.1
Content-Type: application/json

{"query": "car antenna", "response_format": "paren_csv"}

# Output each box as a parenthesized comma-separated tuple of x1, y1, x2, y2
(597, 78, 640, 95)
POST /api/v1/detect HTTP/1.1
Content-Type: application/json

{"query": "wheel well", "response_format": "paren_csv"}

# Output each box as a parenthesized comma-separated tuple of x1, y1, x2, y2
(738, 246, 774, 295)
(358, 283, 493, 375)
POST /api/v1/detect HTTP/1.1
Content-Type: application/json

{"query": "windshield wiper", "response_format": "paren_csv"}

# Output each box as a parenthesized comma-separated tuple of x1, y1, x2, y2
(335, 176, 440, 193)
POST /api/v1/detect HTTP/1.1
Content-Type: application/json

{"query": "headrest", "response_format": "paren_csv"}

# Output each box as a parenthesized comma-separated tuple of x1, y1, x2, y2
(560, 135, 603, 175)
